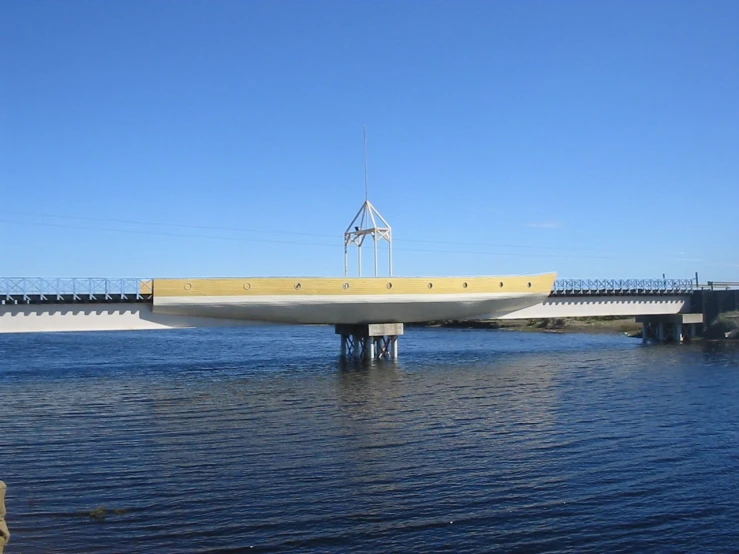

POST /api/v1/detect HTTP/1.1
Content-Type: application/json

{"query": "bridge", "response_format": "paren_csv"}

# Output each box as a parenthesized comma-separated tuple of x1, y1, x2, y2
(2, 277, 735, 357)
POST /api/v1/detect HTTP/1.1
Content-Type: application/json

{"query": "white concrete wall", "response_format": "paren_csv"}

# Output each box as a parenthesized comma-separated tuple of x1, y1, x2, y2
(496, 295, 691, 319)
(1, 294, 697, 333)
(0, 304, 252, 334)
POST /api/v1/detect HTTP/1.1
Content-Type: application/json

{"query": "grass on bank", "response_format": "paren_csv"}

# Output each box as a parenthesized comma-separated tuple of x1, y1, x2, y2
(705, 311, 739, 339)
(411, 316, 641, 335)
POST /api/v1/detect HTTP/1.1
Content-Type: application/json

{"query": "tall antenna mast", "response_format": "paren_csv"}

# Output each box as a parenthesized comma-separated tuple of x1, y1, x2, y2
(363, 125, 369, 202)
(343, 126, 394, 277)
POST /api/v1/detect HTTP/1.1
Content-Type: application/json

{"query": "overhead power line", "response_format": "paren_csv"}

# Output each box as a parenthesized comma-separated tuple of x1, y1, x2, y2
(0, 210, 610, 254)
(0, 218, 616, 261)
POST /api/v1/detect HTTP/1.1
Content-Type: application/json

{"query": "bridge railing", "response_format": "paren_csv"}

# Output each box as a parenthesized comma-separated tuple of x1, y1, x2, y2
(701, 281, 739, 290)
(1, 278, 153, 303)
(552, 278, 696, 296)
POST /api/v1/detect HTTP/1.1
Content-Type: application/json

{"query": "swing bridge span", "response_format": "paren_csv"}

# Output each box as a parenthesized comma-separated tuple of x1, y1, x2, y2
(2, 277, 736, 345)
(2, 276, 737, 358)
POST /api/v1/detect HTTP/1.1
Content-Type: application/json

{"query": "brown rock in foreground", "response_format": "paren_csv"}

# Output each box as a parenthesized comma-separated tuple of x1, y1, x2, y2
(0, 480, 8, 553)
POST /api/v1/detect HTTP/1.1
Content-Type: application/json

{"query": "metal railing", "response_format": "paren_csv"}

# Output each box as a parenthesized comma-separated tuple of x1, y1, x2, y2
(701, 281, 739, 290)
(1, 278, 153, 304)
(552, 278, 696, 296)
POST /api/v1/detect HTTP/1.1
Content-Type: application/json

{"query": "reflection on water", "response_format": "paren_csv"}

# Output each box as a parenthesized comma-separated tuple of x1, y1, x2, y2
(1, 327, 738, 553)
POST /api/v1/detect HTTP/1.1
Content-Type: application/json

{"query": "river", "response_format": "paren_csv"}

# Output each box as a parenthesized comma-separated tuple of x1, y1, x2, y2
(1, 327, 738, 552)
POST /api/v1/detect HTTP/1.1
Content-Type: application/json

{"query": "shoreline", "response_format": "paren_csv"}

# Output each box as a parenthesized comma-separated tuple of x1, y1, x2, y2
(409, 317, 641, 335)
(411, 315, 739, 340)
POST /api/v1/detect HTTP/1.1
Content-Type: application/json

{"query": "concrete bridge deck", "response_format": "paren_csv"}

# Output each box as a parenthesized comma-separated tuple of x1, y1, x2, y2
(498, 295, 693, 319)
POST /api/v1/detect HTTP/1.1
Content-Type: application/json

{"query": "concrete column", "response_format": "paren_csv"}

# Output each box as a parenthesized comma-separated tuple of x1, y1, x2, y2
(368, 339, 375, 360)
(675, 321, 684, 343)
(340, 335, 347, 357)
(657, 322, 665, 342)
(392, 336, 399, 359)
(690, 324, 697, 338)
(0, 480, 9, 554)
(642, 322, 649, 344)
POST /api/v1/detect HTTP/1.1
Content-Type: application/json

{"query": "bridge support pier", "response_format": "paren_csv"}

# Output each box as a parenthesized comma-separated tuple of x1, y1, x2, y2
(335, 323, 404, 360)
(675, 321, 684, 343)
(636, 314, 703, 344)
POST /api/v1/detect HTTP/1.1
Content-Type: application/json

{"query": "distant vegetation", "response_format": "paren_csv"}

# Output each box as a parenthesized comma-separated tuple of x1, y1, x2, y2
(411, 317, 640, 334)
(414, 313, 739, 340)
(705, 311, 739, 339)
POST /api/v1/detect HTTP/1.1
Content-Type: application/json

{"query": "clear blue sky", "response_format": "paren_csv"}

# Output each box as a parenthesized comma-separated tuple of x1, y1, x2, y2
(2, 0, 737, 280)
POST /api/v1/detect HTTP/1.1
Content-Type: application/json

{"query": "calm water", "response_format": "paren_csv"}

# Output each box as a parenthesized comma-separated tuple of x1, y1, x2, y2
(1, 327, 739, 553)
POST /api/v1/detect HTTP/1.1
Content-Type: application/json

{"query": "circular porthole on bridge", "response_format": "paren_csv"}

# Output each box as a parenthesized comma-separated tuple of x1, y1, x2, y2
(462, 282, 468, 288)
(243, 283, 251, 290)
(499, 282, 504, 288)
(184, 282, 192, 291)
(343, 282, 350, 290)
(427, 282, 433, 289)
(294, 283, 302, 290)
(386, 282, 393, 289)
(528, 282, 532, 288)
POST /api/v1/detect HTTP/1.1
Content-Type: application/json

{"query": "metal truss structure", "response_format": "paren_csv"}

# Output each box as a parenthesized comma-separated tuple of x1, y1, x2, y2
(343, 126, 393, 278)
(336, 323, 403, 360)
(344, 200, 393, 277)
(341, 333, 399, 360)
(552, 279, 696, 296)
(1, 278, 153, 304)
